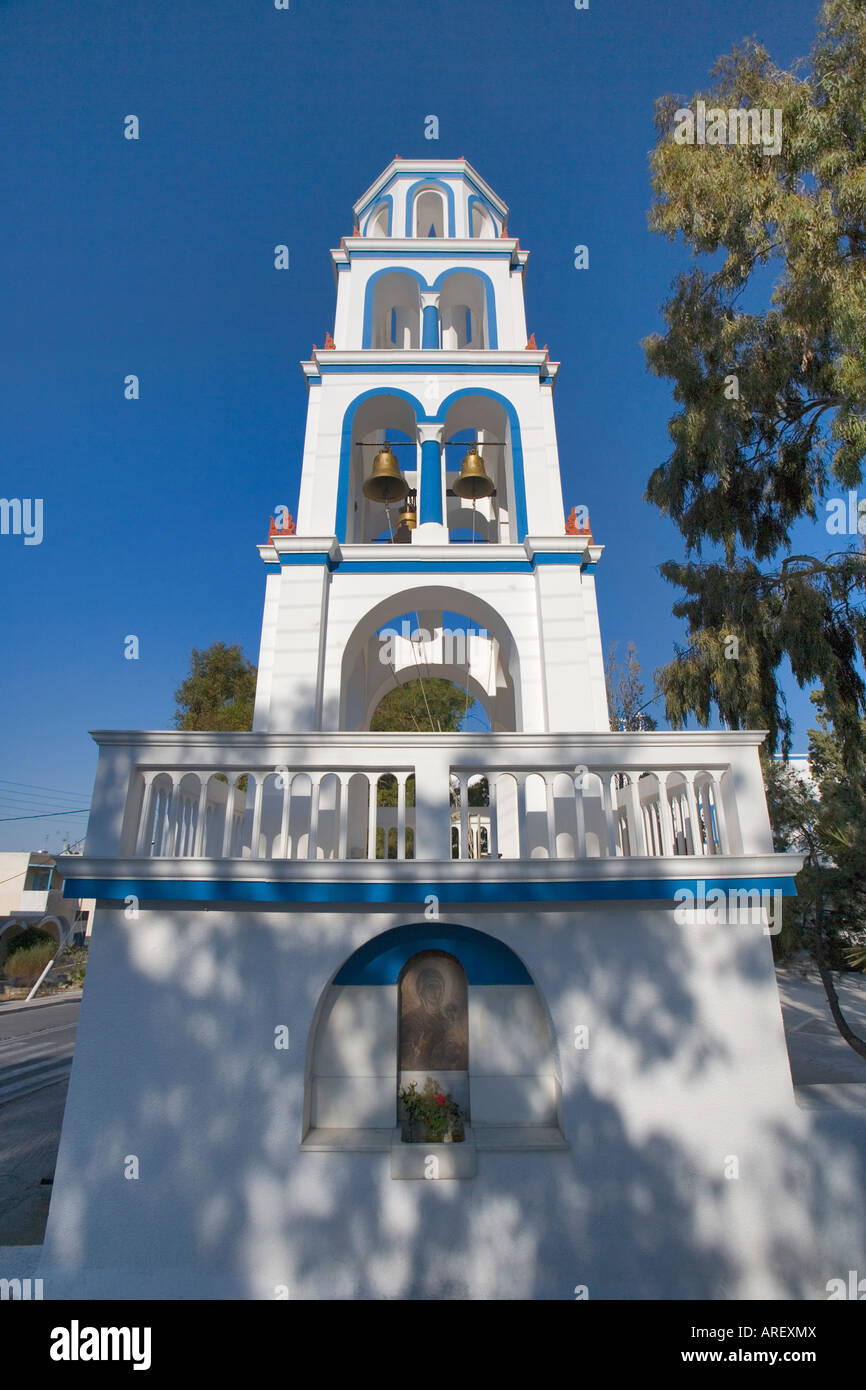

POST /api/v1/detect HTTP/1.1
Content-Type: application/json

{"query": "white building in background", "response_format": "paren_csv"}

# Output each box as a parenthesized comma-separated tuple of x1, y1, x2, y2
(42, 160, 866, 1300)
(0, 851, 93, 965)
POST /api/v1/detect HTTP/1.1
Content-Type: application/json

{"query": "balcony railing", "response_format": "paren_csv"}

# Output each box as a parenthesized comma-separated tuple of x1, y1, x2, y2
(83, 730, 775, 865)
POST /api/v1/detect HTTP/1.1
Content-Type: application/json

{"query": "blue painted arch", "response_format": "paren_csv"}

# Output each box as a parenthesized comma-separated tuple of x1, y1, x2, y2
(362, 195, 393, 237)
(404, 177, 456, 237)
(336, 386, 427, 542)
(333, 921, 533, 985)
(467, 193, 500, 237)
(362, 265, 499, 349)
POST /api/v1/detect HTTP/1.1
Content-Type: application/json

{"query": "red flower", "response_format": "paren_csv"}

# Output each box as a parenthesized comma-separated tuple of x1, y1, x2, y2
(436, 1094, 446, 1106)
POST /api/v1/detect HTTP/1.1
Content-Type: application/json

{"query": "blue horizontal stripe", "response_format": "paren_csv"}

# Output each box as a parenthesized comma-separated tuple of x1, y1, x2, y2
(65, 876, 798, 905)
(268, 552, 587, 574)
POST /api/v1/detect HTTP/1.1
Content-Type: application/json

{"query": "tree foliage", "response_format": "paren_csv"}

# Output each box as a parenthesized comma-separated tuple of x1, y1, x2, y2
(173, 642, 257, 731)
(645, 0, 866, 759)
(370, 678, 470, 733)
(605, 642, 658, 730)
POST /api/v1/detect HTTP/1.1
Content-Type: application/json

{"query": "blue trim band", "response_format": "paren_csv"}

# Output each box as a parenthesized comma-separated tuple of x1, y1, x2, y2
(68, 876, 798, 905)
(320, 363, 534, 375)
(334, 922, 531, 985)
(268, 553, 587, 575)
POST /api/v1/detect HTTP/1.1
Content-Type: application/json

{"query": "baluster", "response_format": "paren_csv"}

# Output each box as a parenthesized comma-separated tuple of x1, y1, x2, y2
(164, 775, 181, 857)
(135, 772, 158, 857)
(367, 774, 378, 859)
(601, 776, 618, 857)
(684, 773, 703, 855)
(307, 776, 321, 860)
(573, 770, 587, 859)
(488, 774, 499, 859)
(249, 774, 265, 859)
(396, 773, 407, 860)
(221, 775, 238, 857)
(278, 773, 292, 859)
(515, 776, 526, 859)
(545, 777, 557, 859)
(459, 774, 469, 860)
(337, 774, 350, 860)
(711, 773, 731, 855)
(626, 778, 647, 856)
(658, 781, 676, 855)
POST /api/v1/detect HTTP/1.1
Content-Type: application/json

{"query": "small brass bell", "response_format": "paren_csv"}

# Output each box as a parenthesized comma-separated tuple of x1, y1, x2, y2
(453, 444, 495, 500)
(394, 498, 417, 543)
(362, 442, 410, 504)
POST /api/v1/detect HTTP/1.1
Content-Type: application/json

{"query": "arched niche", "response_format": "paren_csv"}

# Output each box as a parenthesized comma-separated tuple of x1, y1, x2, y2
(303, 922, 563, 1148)
(412, 188, 446, 238)
(337, 585, 522, 732)
(370, 272, 421, 349)
(364, 198, 391, 237)
(438, 271, 489, 349)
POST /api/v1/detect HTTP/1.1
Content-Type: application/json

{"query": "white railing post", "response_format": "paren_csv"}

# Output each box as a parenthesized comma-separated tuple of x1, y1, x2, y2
(337, 774, 350, 860)
(221, 775, 238, 857)
(396, 773, 407, 860)
(308, 776, 321, 860)
(192, 776, 210, 857)
(135, 772, 157, 857)
(249, 773, 265, 859)
(573, 770, 587, 859)
(545, 777, 557, 859)
(164, 775, 181, 857)
(684, 772, 703, 855)
(367, 774, 378, 860)
(458, 775, 469, 861)
(601, 776, 618, 857)
(278, 773, 292, 859)
(488, 774, 499, 859)
(626, 777, 647, 856)
(515, 776, 527, 859)
(711, 774, 731, 855)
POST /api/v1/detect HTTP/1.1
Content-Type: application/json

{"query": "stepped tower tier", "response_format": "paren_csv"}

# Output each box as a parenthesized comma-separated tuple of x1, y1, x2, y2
(255, 158, 608, 735)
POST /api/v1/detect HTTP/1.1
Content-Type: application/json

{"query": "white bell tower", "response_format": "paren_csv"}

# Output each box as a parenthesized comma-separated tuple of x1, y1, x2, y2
(253, 158, 610, 737)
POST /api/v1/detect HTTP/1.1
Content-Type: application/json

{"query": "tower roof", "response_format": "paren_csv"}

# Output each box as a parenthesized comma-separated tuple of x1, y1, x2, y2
(353, 158, 508, 222)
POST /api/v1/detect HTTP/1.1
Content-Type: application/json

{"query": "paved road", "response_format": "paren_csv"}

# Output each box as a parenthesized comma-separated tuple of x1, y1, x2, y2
(0, 997, 80, 1108)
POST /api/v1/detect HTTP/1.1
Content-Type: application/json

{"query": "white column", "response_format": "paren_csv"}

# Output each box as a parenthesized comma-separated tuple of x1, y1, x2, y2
(221, 775, 238, 857)
(308, 776, 321, 860)
(278, 774, 292, 858)
(249, 775, 265, 859)
(684, 773, 703, 855)
(488, 775, 499, 859)
(626, 778, 647, 856)
(192, 777, 210, 857)
(164, 775, 181, 857)
(659, 781, 676, 856)
(545, 777, 557, 859)
(367, 775, 378, 860)
(135, 773, 158, 857)
(515, 776, 527, 859)
(711, 774, 731, 855)
(573, 772, 587, 858)
(601, 776, 618, 857)
(396, 773, 407, 860)
(337, 774, 350, 859)
(458, 775, 469, 861)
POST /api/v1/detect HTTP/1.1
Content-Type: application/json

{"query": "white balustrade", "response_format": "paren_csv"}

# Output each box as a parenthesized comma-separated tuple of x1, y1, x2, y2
(105, 734, 751, 864)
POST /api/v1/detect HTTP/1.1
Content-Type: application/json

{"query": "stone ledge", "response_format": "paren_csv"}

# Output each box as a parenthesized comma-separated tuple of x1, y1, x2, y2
(390, 1125, 477, 1179)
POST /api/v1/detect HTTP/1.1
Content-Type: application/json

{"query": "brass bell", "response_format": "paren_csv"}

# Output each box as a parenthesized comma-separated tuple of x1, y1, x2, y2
(362, 442, 410, 504)
(394, 498, 417, 543)
(453, 444, 495, 500)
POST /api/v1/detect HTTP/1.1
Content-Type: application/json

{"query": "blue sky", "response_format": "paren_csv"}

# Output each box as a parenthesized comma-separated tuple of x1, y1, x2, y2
(0, 0, 835, 849)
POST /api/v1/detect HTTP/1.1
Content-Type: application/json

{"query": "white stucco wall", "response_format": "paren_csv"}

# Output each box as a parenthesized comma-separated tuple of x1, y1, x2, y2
(39, 901, 866, 1300)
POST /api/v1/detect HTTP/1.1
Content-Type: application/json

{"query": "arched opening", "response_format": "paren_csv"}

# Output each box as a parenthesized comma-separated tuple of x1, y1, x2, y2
(438, 271, 488, 349)
(338, 589, 521, 733)
(370, 272, 421, 349)
(441, 397, 514, 543)
(365, 202, 390, 237)
(303, 922, 564, 1148)
(345, 393, 419, 543)
(470, 202, 496, 238)
(413, 188, 446, 238)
